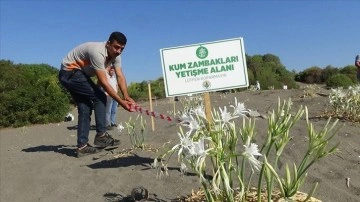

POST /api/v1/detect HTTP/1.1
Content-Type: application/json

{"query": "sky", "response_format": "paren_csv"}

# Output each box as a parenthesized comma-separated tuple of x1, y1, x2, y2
(1, 0, 359, 84)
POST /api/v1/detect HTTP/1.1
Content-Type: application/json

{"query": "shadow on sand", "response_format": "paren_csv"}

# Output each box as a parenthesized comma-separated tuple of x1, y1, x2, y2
(88, 153, 212, 180)
(22, 145, 76, 157)
(87, 153, 154, 169)
(67, 125, 97, 130)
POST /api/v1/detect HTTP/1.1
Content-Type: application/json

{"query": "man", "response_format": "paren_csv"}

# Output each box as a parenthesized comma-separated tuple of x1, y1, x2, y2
(355, 54, 360, 81)
(58, 31, 135, 157)
(105, 66, 119, 129)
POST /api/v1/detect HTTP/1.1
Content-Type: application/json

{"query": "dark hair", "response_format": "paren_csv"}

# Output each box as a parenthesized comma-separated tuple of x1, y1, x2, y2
(108, 31, 127, 45)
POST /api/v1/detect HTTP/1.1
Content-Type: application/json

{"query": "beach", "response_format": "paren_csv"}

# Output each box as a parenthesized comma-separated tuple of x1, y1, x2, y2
(1, 87, 359, 202)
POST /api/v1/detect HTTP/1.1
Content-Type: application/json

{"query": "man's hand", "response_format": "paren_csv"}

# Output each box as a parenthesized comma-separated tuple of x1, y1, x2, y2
(119, 100, 136, 112)
(124, 96, 136, 104)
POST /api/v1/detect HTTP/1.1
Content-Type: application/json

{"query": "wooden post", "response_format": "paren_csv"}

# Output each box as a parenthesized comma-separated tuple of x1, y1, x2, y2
(203, 92, 212, 125)
(173, 96, 178, 115)
(173, 100, 176, 116)
(148, 81, 155, 131)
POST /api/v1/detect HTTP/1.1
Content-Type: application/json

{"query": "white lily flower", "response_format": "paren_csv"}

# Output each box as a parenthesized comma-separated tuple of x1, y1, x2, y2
(243, 142, 262, 171)
(192, 105, 207, 119)
(190, 138, 212, 171)
(353, 85, 360, 93)
(117, 123, 125, 132)
(179, 114, 200, 133)
(331, 88, 346, 98)
(215, 106, 239, 128)
(348, 85, 360, 96)
(172, 131, 193, 157)
(189, 138, 206, 156)
(230, 97, 249, 117)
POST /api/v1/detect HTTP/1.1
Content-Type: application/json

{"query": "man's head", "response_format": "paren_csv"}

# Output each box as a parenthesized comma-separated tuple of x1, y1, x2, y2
(106, 31, 127, 59)
(109, 31, 127, 44)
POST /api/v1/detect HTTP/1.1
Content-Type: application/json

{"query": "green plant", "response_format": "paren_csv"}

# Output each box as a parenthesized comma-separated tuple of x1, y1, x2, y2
(326, 74, 354, 88)
(125, 115, 147, 149)
(302, 84, 319, 98)
(0, 62, 70, 127)
(325, 85, 360, 122)
(297, 66, 324, 84)
(256, 98, 304, 201)
(154, 97, 340, 202)
(258, 101, 339, 201)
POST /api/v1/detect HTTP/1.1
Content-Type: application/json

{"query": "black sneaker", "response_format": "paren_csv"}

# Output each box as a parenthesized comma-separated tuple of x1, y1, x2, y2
(94, 132, 120, 148)
(76, 144, 102, 158)
(111, 123, 117, 127)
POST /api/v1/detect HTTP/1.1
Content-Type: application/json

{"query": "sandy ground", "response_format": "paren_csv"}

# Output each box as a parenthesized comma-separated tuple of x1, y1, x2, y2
(1, 87, 359, 202)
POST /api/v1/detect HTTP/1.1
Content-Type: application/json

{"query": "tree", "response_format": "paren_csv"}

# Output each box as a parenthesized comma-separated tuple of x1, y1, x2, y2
(339, 65, 357, 83)
(326, 74, 354, 88)
(298, 66, 323, 84)
(246, 54, 298, 89)
(0, 60, 70, 128)
(322, 65, 339, 82)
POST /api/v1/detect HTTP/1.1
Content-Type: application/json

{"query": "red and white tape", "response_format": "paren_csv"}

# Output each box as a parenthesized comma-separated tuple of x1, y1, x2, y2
(130, 104, 180, 123)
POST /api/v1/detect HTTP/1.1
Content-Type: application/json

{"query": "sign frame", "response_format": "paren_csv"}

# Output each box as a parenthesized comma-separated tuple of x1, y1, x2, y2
(160, 38, 248, 97)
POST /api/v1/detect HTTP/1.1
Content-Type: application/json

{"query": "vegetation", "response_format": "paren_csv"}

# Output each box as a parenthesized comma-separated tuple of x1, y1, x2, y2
(1, 52, 358, 128)
(128, 53, 300, 100)
(295, 65, 358, 86)
(246, 54, 298, 90)
(324, 85, 360, 122)
(0, 60, 71, 128)
(154, 98, 339, 201)
(326, 74, 354, 88)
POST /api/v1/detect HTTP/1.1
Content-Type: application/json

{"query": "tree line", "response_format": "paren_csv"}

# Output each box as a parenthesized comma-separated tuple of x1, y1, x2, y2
(0, 55, 357, 127)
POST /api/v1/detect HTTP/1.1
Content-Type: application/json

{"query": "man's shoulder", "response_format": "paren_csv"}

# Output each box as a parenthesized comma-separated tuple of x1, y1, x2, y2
(80, 41, 106, 48)
(76, 42, 106, 56)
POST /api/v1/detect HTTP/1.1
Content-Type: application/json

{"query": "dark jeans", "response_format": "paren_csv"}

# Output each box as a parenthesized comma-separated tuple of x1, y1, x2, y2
(58, 69, 107, 147)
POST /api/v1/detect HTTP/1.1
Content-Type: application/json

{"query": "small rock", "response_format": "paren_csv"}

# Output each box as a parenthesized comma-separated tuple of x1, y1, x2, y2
(131, 186, 149, 201)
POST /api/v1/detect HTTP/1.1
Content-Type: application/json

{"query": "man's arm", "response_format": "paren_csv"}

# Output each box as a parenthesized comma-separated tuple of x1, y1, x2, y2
(114, 66, 135, 103)
(95, 70, 133, 111)
(355, 61, 360, 68)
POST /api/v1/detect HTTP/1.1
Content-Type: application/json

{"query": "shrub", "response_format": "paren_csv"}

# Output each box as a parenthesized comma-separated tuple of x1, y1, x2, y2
(301, 66, 323, 84)
(322, 65, 339, 82)
(326, 74, 354, 88)
(247, 54, 298, 90)
(339, 65, 358, 83)
(0, 61, 71, 128)
(128, 82, 148, 101)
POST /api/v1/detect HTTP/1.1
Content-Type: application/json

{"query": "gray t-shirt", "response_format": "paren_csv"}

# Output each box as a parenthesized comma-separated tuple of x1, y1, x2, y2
(61, 42, 121, 77)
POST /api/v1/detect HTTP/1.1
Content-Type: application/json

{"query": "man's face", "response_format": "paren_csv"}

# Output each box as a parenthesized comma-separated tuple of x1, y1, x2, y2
(107, 41, 125, 59)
